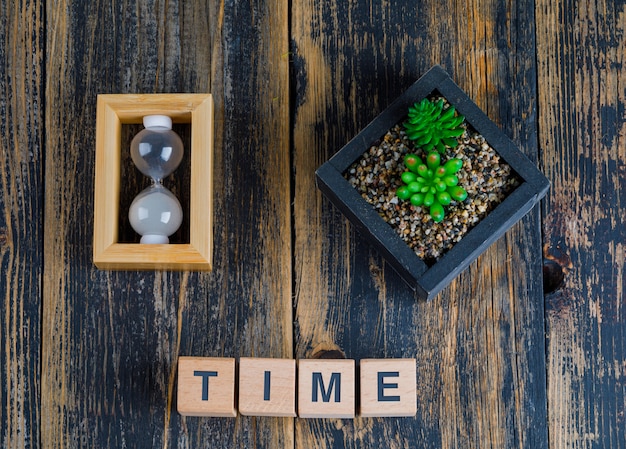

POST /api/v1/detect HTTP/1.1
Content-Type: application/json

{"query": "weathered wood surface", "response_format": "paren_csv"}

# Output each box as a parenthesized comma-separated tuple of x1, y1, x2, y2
(0, 1, 44, 448)
(536, 0, 626, 447)
(292, 0, 548, 448)
(2, 0, 624, 447)
(42, 0, 291, 448)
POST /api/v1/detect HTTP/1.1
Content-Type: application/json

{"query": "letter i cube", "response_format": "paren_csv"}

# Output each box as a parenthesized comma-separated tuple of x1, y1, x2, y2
(238, 357, 297, 417)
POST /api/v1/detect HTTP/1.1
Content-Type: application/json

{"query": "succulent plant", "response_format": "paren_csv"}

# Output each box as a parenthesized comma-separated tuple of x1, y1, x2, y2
(396, 152, 468, 222)
(403, 98, 465, 154)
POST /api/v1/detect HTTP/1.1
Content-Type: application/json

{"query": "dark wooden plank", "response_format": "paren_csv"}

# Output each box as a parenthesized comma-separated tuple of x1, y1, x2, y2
(536, 0, 626, 447)
(0, 1, 44, 448)
(42, 1, 291, 448)
(292, 0, 548, 447)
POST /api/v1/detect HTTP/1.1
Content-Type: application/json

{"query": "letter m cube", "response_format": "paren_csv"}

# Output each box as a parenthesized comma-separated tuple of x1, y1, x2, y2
(298, 359, 355, 418)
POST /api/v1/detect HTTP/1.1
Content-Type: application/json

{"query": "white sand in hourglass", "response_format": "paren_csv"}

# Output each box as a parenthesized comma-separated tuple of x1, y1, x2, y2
(128, 115, 184, 244)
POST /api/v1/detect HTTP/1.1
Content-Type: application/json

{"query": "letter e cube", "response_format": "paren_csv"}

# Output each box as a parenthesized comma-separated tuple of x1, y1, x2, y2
(359, 358, 416, 417)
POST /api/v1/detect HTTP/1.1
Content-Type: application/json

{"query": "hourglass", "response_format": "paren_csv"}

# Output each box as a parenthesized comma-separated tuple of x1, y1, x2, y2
(128, 115, 184, 244)
(94, 93, 214, 270)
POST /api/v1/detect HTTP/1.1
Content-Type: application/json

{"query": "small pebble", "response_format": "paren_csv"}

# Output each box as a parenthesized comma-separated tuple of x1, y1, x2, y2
(345, 107, 521, 265)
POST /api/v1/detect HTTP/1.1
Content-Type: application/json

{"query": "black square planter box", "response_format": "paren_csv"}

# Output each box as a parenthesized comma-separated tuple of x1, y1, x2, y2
(315, 65, 550, 300)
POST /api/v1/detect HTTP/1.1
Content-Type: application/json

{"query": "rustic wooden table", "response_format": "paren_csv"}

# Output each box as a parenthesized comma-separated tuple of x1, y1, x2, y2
(1, 0, 624, 448)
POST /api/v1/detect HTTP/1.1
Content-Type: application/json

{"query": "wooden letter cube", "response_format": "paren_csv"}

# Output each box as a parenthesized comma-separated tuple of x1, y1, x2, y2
(177, 357, 236, 417)
(238, 358, 296, 417)
(359, 358, 417, 417)
(298, 359, 355, 418)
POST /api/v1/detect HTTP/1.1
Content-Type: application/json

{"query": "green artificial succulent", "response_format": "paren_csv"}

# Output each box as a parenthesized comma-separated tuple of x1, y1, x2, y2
(403, 98, 465, 154)
(396, 152, 468, 222)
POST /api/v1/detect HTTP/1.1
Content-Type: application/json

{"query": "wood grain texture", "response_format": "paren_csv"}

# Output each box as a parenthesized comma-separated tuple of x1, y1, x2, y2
(292, 0, 548, 447)
(42, 0, 291, 448)
(0, 1, 44, 448)
(536, 0, 626, 447)
(8, 0, 626, 446)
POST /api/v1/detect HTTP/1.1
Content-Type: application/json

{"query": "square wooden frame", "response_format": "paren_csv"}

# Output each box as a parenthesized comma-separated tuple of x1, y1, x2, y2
(93, 93, 214, 270)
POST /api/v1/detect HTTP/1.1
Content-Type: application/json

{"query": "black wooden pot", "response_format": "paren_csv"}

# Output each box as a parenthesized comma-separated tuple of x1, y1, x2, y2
(315, 65, 550, 300)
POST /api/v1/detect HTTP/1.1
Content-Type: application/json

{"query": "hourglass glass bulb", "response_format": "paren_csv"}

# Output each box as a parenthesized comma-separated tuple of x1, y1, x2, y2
(128, 184, 183, 244)
(131, 115, 184, 181)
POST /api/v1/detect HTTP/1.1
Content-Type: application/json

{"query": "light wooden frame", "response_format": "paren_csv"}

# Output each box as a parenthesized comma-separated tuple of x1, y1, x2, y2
(94, 93, 214, 270)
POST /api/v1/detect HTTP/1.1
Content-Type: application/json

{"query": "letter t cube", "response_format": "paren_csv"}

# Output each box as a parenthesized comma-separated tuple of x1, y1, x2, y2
(177, 357, 237, 417)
